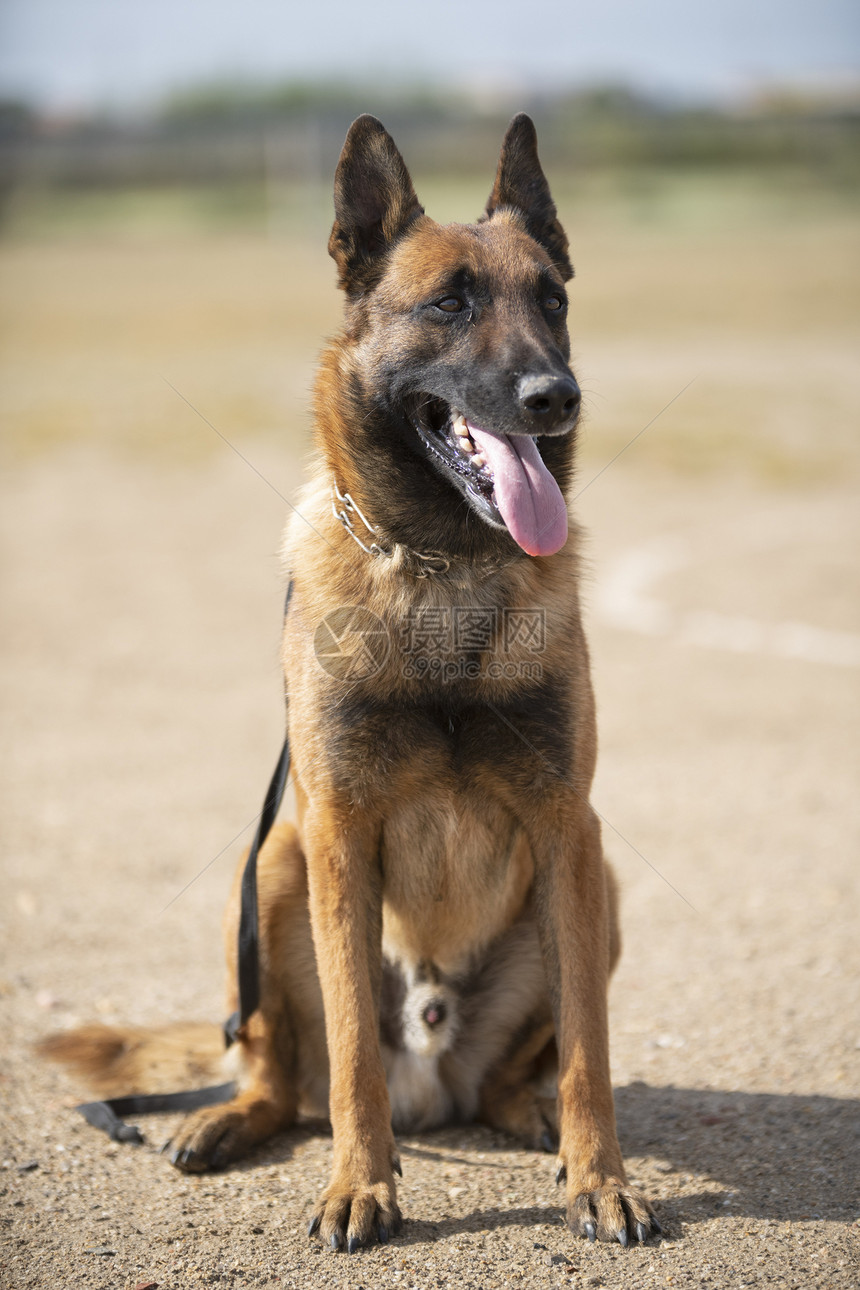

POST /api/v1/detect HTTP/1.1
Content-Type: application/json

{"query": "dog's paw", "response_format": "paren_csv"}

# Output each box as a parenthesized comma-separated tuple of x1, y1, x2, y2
(481, 1088, 559, 1152)
(164, 1102, 271, 1173)
(307, 1166, 402, 1253)
(558, 1170, 661, 1245)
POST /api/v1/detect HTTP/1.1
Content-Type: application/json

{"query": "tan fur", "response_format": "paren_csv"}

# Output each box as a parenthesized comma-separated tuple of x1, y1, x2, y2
(41, 114, 658, 1252)
(37, 1022, 224, 1098)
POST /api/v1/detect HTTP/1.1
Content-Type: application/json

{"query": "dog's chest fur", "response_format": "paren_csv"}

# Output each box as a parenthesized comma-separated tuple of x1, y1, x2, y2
(380, 784, 533, 972)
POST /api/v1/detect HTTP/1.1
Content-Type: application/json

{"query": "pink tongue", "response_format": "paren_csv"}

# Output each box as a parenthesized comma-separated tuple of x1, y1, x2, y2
(467, 423, 568, 557)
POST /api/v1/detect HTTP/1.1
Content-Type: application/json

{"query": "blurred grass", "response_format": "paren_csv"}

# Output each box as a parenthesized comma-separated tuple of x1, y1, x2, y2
(1, 169, 858, 484)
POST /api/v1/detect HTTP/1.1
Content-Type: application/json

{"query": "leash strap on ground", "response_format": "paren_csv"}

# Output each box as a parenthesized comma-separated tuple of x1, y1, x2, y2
(75, 1081, 238, 1144)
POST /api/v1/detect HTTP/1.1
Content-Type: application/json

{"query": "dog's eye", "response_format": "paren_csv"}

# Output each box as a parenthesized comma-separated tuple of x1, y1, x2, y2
(435, 296, 463, 313)
(545, 295, 564, 312)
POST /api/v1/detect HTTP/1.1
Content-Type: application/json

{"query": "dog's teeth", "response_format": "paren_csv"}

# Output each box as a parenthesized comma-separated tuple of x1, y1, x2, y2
(470, 454, 486, 468)
(457, 438, 474, 456)
(453, 416, 470, 437)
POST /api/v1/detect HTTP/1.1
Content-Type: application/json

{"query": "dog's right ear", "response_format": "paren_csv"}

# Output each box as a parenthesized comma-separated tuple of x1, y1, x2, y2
(328, 115, 424, 294)
(483, 114, 573, 281)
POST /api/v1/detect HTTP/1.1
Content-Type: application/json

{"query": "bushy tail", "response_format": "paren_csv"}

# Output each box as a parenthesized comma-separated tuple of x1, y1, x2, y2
(37, 1022, 226, 1097)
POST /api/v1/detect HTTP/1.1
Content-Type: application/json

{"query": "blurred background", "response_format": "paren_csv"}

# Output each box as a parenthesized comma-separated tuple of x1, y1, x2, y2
(2, 12, 859, 1279)
(1, 0, 858, 472)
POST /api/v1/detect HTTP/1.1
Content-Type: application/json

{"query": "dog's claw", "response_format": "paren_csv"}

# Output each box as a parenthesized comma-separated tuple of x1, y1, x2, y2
(330, 1232, 341, 1251)
(171, 1145, 203, 1172)
(170, 1147, 196, 1170)
(392, 1155, 402, 1177)
(636, 1221, 648, 1243)
(555, 1163, 567, 1185)
(585, 1221, 596, 1243)
(307, 1214, 321, 1238)
(159, 1140, 172, 1155)
(347, 1235, 360, 1254)
(616, 1227, 629, 1248)
(377, 1225, 389, 1245)
(208, 1147, 229, 1171)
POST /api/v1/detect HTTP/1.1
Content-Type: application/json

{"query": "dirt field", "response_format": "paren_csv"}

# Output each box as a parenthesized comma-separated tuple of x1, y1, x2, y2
(1, 174, 859, 1288)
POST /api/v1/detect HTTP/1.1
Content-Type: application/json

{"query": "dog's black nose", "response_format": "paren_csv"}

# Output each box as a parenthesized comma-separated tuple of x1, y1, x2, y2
(518, 373, 580, 427)
(422, 1000, 447, 1028)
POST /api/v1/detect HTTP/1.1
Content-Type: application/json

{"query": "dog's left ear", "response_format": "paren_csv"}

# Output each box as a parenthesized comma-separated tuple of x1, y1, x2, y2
(329, 114, 424, 294)
(483, 114, 573, 281)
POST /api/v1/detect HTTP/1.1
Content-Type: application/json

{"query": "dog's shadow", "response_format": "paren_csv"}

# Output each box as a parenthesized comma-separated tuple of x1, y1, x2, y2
(229, 1082, 858, 1241)
(607, 1081, 858, 1232)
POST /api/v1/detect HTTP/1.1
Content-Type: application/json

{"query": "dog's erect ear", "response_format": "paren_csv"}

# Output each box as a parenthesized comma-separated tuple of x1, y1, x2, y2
(328, 114, 424, 293)
(483, 114, 573, 281)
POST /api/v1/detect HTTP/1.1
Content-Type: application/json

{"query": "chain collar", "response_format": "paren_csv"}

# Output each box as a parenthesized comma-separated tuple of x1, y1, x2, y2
(331, 481, 452, 577)
(330, 480, 518, 582)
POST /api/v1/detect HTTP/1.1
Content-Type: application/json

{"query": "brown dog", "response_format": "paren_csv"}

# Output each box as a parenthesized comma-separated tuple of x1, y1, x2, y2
(42, 114, 658, 1253)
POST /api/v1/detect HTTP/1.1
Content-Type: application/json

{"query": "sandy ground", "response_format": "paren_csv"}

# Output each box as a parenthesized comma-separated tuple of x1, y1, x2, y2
(1, 441, 858, 1290)
(1, 189, 859, 1287)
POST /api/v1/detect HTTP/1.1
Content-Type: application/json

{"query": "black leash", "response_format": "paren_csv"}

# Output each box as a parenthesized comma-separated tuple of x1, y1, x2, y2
(225, 576, 294, 1043)
(75, 580, 294, 1143)
(223, 726, 292, 1046)
(75, 1083, 239, 1144)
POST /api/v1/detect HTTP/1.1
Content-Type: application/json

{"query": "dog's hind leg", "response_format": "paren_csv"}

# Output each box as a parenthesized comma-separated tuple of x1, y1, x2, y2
(453, 871, 618, 1154)
(169, 823, 327, 1172)
(478, 1019, 558, 1150)
(167, 1006, 298, 1172)
(437, 914, 558, 1148)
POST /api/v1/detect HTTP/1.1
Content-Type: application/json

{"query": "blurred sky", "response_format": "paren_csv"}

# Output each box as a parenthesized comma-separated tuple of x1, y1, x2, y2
(1, 0, 858, 112)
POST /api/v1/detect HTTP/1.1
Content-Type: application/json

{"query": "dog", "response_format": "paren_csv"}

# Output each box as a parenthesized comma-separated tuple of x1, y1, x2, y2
(41, 113, 659, 1253)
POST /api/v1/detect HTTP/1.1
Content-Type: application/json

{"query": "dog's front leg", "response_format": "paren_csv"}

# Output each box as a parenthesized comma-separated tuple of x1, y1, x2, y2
(534, 802, 658, 1245)
(301, 807, 401, 1252)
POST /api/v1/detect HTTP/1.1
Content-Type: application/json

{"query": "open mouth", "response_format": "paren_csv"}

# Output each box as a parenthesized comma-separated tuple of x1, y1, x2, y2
(411, 396, 497, 506)
(410, 396, 569, 558)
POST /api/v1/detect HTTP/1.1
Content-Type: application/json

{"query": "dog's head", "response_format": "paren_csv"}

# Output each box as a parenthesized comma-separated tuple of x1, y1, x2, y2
(326, 114, 579, 559)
